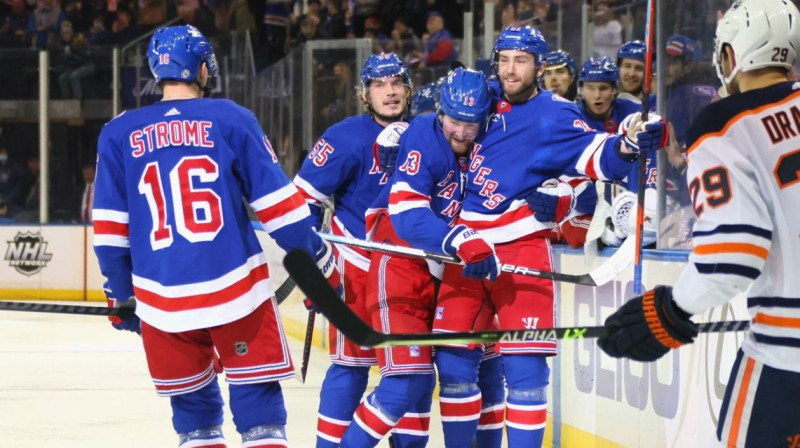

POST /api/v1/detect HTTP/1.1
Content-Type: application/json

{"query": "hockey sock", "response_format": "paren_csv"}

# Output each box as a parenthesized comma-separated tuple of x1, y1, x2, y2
(171, 378, 225, 435)
(387, 374, 435, 448)
(178, 425, 226, 448)
(476, 355, 505, 448)
(502, 354, 550, 448)
(229, 382, 287, 434)
(240, 424, 289, 448)
(316, 363, 370, 448)
(435, 347, 483, 448)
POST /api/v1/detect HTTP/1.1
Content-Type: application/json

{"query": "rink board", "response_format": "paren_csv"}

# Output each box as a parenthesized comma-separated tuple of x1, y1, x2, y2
(0, 224, 747, 448)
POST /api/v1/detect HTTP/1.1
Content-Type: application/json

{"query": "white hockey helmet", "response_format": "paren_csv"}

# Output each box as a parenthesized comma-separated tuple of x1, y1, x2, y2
(714, 0, 800, 87)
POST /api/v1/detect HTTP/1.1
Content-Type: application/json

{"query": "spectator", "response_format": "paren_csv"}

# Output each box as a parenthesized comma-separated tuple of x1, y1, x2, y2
(86, 12, 111, 45)
(55, 21, 95, 100)
(79, 163, 94, 223)
(27, 0, 65, 49)
(177, 0, 217, 37)
(62, 0, 86, 31)
(0, 0, 29, 48)
(0, 146, 21, 202)
(501, 0, 521, 28)
(592, 1, 622, 58)
(0, 198, 13, 224)
(293, 13, 318, 45)
(387, 16, 422, 61)
(11, 155, 40, 222)
(109, 9, 138, 45)
(137, 0, 166, 31)
(261, 0, 293, 67)
(664, 34, 716, 146)
(421, 11, 457, 68)
(227, 0, 256, 34)
(317, 0, 346, 39)
(362, 16, 387, 52)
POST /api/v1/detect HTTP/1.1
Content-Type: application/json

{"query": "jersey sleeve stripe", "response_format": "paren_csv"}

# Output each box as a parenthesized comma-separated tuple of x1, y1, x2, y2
(259, 206, 310, 233)
(688, 89, 800, 157)
(574, 133, 610, 179)
(694, 242, 769, 260)
(93, 220, 129, 237)
(694, 262, 761, 280)
(753, 313, 800, 329)
(692, 224, 772, 240)
(250, 183, 302, 212)
(93, 234, 130, 248)
(292, 174, 329, 203)
(92, 208, 129, 223)
(748, 297, 800, 308)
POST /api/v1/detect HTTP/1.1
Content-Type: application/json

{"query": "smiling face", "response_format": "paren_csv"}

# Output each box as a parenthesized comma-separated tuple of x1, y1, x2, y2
(440, 114, 482, 155)
(581, 81, 617, 118)
(497, 49, 543, 103)
(364, 75, 409, 126)
(543, 65, 573, 97)
(618, 58, 644, 97)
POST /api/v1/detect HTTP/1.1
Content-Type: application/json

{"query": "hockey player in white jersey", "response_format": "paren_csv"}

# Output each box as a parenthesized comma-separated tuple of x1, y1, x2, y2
(599, 1, 800, 446)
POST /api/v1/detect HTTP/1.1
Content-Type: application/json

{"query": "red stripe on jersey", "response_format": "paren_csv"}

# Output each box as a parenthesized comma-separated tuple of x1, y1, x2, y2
(584, 153, 598, 180)
(457, 205, 532, 231)
(506, 404, 547, 426)
(317, 415, 349, 440)
(355, 402, 394, 437)
(440, 394, 482, 419)
(254, 191, 306, 223)
(134, 263, 269, 311)
(389, 188, 431, 206)
(395, 414, 431, 432)
(93, 220, 129, 237)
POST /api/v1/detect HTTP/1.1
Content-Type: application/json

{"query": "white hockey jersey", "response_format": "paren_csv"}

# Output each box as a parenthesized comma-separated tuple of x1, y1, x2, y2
(673, 81, 800, 374)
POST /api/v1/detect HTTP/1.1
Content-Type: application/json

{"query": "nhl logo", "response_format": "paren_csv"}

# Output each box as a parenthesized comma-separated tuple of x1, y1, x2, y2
(4, 231, 53, 276)
(234, 341, 248, 356)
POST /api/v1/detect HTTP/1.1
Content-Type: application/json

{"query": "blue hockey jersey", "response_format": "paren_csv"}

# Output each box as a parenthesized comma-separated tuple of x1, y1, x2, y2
(93, 98, 320, 332)
(294, 114, 391, 269)
(459, 89, 635, 244)
(577, 96, 642, 134)
(373, 114, 466, 254)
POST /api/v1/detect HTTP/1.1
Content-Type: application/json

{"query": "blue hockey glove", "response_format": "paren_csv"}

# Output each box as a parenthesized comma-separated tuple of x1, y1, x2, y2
(620, 112, 668, 153)
(443, 225, 501, 282)
(103, 283, 141, 335)
(598, 285, 698, 362)
(373, 121, 409, 175)
(315, 239, 343, 299)
(526, 178, 574, 223)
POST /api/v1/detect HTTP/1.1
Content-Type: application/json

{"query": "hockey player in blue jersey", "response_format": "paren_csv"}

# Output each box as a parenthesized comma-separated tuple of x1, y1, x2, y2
(342, 67, 497, 448)
(542, 49, 577, 101)
(292, 52, 412, 448)
(431, 26, 666, 448)
(92, 25, 340, 448)
(600, 1, 800, 446)
(577, 56, 642, 133)
(616, 40, 653, 103)
(409, 81, 440, 117)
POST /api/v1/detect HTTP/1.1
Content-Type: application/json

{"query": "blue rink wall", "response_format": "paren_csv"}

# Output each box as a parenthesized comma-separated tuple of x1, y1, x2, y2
(0, 224, 747, 448)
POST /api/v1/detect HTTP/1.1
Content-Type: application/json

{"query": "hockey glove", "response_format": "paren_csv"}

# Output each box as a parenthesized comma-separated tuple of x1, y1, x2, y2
(526, 178, 574, 223)
(373, 121, 409, 175)
(598, 285, 698, 362)
(443, 225, 501, 282)
(619, 112, 668, 153)
(103, 283, 141, 335)
(315, 239, 343, 299)
(303, 297, 318, 313)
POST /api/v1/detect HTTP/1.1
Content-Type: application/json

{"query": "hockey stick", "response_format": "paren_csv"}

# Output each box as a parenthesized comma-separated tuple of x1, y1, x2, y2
(284, 249, 750, 347)
(633, 0, 657, 295)
(300, 311, 316, 383)
(319, 231, 636, 287)
(0, 299, 135, 317)
(0, 276, 298, 318)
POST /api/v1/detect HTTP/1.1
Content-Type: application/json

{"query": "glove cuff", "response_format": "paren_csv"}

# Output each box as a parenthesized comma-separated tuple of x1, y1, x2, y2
(442, 224, 473, 256)
(315, 240, 337, 280)
(646, 286, 698, 348)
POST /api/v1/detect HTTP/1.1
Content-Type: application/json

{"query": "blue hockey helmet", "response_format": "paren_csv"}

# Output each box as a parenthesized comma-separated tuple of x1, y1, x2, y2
(360, 52, 412, 90)
(410, 82, 441, 117)
(666, 34, 701, 61)
(578, 57, 619, 84)
(439, 68, 491, 124)
(617, 40, 647, 62)
(492, 26, 549, 66)
(544, 50, 576, 74)
(148, 25, 218, 83)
